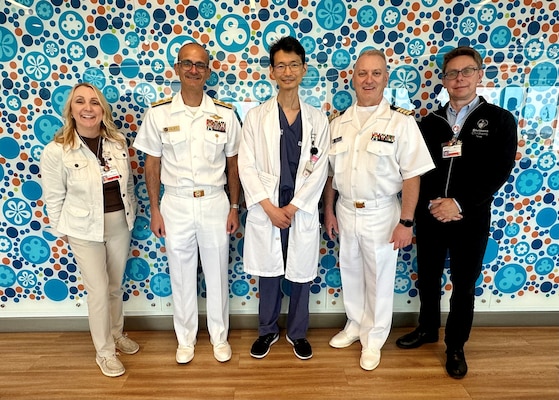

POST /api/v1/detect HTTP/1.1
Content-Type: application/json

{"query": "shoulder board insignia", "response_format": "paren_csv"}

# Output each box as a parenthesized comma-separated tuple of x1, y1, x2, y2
(151, 97, 172, 107)
(391, 105, 414, 116)
(213, 98, 233, 109)
(328, 109, 345, 123)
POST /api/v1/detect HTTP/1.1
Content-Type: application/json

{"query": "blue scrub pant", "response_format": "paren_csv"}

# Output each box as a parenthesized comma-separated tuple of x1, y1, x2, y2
(258, 276, 310, 340)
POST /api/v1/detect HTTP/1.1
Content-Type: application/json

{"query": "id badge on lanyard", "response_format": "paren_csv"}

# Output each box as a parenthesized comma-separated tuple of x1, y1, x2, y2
(442, 139, 462, 158)
(442, 124, 462, 159)
(101, 166, 120, 183)
(100, 148, 120, 184)
(303, 134, 319, 177)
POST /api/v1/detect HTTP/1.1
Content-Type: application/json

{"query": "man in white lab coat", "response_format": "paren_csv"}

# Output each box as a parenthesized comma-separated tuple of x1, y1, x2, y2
(238, 36, 330, 360)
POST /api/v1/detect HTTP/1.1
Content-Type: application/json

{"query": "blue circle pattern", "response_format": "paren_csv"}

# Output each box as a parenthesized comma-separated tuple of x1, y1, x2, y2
(216, 15, 251, 52)
(0, 27, 17, 62)
(125, 258, 151, 282)
(20, 236, 50, 264)
(494, 264, 527, 294)
(0, 1, 557, 309)
(316, 0, 346, 30)
(357, 5, 377, 28)
(0, 266, 17, 288)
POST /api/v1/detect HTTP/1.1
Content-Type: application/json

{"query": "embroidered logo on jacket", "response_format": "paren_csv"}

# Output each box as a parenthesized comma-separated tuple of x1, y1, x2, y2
(471, 119, 489, 137)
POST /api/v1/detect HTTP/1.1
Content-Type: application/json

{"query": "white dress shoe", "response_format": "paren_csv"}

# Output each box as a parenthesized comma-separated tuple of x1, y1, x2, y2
(360, 348, 381, 371)
(213, 342, 232, 362)
(329, 330, 360, 348)
(176, 345, 195, 364)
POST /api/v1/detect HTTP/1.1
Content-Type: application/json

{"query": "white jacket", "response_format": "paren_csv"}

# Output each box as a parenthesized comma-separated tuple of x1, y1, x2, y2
(41, 132, 137, 242)
(238, 97, 330, 282)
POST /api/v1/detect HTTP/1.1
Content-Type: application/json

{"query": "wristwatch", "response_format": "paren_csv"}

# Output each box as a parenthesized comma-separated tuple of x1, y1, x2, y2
(399, 218, 414, 227)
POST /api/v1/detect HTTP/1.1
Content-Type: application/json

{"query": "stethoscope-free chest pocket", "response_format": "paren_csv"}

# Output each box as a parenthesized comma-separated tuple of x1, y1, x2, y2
(64, 159, 90, 181)
(204, 129, 228, 162)
(366, 140, 394, 176)
(162, 130, 188, 161)
(328, 140, 349, 175)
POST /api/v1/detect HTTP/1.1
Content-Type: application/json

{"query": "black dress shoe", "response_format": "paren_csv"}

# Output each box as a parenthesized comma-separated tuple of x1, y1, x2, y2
(446, 348, 468, 379)
(396, 328, 439, 349)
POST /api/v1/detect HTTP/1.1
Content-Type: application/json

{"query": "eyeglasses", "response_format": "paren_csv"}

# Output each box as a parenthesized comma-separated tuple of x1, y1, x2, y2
(273, 62, 303, 73)
(177, 59, 209, 72)
(443, 67, 479, 80)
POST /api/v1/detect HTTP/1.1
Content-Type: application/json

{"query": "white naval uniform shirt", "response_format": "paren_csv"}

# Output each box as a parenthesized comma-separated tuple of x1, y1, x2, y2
(133, 92, 241, 188)
(328, 98, 434, 200)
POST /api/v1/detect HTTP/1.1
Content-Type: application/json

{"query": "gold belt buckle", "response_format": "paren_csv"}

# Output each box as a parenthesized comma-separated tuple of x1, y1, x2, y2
(193, 190, 205, 198)
(354, 201, 365, 208)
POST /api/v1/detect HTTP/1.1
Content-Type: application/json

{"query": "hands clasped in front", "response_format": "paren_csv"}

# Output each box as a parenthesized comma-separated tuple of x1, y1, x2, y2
(429, 198, 463, 223)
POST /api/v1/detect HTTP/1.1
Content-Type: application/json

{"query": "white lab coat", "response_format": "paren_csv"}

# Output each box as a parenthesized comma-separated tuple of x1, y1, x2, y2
(238, 97, 330, 282)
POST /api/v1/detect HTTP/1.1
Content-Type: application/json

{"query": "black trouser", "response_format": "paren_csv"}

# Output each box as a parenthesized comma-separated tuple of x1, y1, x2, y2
(415, 208, 490, 350)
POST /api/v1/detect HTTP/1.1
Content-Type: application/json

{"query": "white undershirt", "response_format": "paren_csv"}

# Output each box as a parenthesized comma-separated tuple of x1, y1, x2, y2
(356, 105, 378, 127)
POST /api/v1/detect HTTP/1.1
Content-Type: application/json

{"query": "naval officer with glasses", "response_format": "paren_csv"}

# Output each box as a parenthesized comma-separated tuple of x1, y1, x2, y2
(396, 46, 517, 379)
(238, 36, 330, 360)
(134, 42, 241, 365)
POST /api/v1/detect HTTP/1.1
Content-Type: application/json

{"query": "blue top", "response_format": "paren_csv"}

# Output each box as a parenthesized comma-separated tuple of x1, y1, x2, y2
(278, 104, 302, 260)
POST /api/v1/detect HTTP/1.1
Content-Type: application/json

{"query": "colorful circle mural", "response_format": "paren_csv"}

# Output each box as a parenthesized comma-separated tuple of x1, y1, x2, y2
(0, 0, 557, 312)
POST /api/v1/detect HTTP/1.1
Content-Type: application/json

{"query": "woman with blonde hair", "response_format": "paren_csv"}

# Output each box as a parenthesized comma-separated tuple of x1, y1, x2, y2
(41, 82, 139, 377)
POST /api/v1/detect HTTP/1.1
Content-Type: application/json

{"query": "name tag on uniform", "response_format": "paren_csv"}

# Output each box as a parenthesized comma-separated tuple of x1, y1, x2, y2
(163, 125, 180, 132)
(442, 140, 462, 158)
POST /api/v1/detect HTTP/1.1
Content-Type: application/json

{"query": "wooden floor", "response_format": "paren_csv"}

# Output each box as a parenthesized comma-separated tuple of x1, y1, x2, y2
(0, 327, 557, 400)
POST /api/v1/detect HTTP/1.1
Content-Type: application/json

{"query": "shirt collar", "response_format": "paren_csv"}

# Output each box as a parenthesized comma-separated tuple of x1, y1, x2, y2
(447, 96, 480, 117)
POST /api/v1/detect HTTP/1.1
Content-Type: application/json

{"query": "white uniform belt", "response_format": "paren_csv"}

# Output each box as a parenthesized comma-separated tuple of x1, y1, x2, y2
(339, 195, 395, 210)
(164, 185, 223, 198)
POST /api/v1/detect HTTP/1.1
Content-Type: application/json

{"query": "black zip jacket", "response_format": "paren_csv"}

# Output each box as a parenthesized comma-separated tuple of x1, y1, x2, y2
(417, 96, 517, 219)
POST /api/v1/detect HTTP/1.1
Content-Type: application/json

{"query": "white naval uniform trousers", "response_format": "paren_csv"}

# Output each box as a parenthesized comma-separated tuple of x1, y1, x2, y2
(134, 92, 241, 347)
(329, 98, 434, 351)
(336, 196, 400, 351)
(161, 186, 230, 347)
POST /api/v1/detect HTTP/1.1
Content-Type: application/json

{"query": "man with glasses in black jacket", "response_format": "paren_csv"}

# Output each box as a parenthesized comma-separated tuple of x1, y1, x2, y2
(396, 46, 517, 379)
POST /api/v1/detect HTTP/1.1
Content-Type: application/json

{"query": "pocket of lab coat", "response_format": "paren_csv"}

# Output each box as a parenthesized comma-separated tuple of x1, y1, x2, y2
(294, 209, 319, 232)
(257, 170, 279, 202)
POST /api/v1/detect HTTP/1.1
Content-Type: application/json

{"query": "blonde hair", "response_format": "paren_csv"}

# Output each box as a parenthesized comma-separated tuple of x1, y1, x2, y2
(54, 82, 126, 149)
